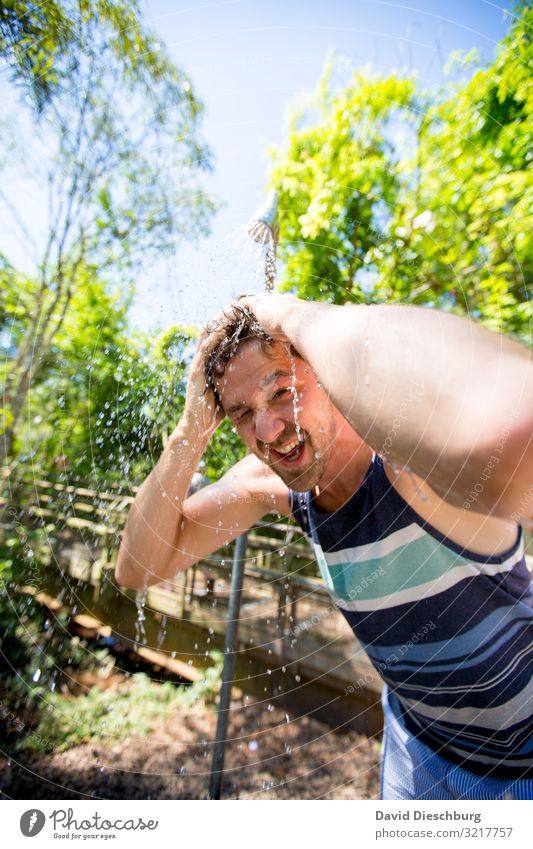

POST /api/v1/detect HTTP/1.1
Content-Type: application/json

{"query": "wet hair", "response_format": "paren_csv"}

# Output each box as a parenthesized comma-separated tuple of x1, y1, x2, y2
(204, 303, 302, 408)
(204, 304, 274, 396)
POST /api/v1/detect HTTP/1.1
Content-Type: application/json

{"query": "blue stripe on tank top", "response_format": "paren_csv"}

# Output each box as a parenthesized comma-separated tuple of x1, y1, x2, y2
(290, 453, 533, 778)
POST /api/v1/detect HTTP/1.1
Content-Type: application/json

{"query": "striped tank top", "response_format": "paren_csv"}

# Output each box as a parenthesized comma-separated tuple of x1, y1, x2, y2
(291, 453, 533, 778)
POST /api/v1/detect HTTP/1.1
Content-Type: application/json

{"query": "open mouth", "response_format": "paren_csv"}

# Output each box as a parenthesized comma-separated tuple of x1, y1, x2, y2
(270, 437, 305, 464)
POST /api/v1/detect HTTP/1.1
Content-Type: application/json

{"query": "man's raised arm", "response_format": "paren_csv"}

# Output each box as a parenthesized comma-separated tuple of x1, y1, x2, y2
(242, 293, 533, 521)
(115, 331, 289, 590)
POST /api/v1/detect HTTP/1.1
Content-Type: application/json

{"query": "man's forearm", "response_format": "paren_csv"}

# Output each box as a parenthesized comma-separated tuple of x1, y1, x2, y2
(284, 299, 533, 517)
(115, 419, 207, 589)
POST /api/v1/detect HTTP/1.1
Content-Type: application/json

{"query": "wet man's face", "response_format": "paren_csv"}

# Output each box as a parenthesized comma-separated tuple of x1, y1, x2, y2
(213, 338, 339, 491)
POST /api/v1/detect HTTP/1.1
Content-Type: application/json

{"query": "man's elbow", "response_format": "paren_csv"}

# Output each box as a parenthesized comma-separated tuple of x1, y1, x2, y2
(115, 547, 189, 590)
(114, 547, 154, 590)
(115, 561, 147, 590)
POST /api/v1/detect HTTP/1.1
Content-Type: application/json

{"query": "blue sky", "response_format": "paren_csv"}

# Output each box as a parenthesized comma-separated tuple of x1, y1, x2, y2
(1, 1, 513, 331)
(128, 0, 511, 331)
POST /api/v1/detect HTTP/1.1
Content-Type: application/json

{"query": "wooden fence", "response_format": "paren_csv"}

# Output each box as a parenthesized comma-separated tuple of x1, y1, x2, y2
(1, 469, 384, 734)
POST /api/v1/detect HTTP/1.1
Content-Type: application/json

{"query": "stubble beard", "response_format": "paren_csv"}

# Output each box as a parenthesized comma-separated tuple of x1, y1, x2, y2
(262, 424, 335, 493)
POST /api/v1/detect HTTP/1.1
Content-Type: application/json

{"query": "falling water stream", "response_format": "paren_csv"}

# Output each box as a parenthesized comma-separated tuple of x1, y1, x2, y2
(0, 173, 449, 803)
(289, 353, 302, 441)
(133, 583, 148, 651)
(29, 186, 430, 798)
(132, 192, 282, 662)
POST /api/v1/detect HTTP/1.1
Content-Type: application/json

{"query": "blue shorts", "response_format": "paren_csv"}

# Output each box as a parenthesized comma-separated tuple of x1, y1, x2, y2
(380, 686, 533, 800)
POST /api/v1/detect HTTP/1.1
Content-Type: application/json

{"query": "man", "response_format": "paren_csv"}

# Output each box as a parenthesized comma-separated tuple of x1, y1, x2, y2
(116, 293, 533, 800)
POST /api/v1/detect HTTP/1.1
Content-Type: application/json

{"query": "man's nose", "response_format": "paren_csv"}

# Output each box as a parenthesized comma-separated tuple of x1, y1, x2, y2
(254, 408, 285, 445)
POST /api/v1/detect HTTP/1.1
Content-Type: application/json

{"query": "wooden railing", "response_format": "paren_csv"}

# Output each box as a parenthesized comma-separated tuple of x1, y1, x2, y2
(1, 469, 383, 726)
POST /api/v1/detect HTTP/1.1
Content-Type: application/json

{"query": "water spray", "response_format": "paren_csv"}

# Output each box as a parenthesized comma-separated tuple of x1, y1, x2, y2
(209, 189, 280, 799)
(247, 189, 279, 292)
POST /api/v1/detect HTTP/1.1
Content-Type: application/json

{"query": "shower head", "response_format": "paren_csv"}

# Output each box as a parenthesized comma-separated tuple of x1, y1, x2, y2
(247, 189, 279, 245)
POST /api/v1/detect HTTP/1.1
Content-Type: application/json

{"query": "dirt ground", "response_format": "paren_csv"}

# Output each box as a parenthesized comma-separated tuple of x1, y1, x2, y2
(0, 696, 382, 800)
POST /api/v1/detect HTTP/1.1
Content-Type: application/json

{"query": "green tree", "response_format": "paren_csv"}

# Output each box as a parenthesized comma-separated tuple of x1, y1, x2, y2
(388, 2, 532, 337)
(269, 4, 532, 341)
(1, 1, 216, 459)
(0, 0, 179, 113)
(4, 271, 245, 483)
(269, 62, 417, 305)
(19, 274, 153, 480)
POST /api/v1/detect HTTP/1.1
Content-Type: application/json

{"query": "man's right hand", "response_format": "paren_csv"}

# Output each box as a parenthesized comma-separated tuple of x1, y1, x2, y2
(115, 306, 294, 591)
(180, 328, 226, 440)
(115, 326, 225, 591)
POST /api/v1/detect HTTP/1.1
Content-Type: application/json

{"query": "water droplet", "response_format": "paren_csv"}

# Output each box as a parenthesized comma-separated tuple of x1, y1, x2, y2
(290, 356, 302, 438)
(134, 586, 148, 646)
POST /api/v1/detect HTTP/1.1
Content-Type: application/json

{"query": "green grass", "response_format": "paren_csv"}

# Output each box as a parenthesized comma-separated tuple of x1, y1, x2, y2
(21, 654, 223, 753)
